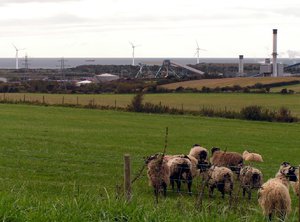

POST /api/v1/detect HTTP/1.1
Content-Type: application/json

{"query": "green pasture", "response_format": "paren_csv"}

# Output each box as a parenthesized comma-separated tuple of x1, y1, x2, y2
(3, 92, 300, 117)
(0, 104, 299, 221)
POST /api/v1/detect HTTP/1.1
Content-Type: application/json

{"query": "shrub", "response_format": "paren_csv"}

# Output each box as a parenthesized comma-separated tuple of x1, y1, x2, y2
(240, 105, 263, 121)
(275, 107, 298, 122)
(127, 93, 144, 112)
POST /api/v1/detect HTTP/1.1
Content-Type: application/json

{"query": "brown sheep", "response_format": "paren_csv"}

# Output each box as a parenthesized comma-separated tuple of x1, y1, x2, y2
(239, 166, 263, 200)
(243, 150, 263, 162)
(210, 147, 243, 175)
(206, 166, 234, 199)
(258, 162, 297, 221)
(145, 154, 170, 196)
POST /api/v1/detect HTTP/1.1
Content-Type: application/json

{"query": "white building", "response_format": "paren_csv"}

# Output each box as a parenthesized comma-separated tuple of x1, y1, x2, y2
(95, 73, 119, 82)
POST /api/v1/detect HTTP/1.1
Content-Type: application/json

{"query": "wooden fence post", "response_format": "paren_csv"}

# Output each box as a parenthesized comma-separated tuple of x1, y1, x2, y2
(43, 96, 45, 104)
(124, 154, 131, 202)
(23, 94, 25, 102)
(62, 96, 64, 105)
(115, 99, 117, 109)
(76, 96, 79, 106)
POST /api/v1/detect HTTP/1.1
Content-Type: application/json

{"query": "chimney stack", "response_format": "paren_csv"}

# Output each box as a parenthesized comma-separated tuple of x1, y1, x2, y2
(238, 55, 244, 76)
(272, 29, 278, 77)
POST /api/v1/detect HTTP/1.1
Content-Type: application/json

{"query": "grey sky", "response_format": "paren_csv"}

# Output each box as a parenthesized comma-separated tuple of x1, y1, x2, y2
(1, 0, 300, 58)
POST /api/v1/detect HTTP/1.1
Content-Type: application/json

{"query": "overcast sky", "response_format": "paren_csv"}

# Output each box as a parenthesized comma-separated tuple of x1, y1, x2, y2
(1, 0, 300, 58)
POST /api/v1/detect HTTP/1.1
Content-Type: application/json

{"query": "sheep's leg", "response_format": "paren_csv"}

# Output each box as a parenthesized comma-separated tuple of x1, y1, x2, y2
(247, 190, 251, 200)
(187, 174, 193, 195)
(170, 177, 175, 191)
(209, 186, 214, 198)
(176, 178, 181, 192)
(162, 182, 167, 197)
(268, 213, 272, 221)
(242, 188, 246, 197)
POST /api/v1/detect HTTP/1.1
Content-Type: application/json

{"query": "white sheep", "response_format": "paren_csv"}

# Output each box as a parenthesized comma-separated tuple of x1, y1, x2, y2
(189, 144, 208, 163)
(206, 166, 234, 199)
(243, 150, 263, 162)
(167, 156, 193, 193)
(258, 162, 297, 221)
(239, 166, 263, 200)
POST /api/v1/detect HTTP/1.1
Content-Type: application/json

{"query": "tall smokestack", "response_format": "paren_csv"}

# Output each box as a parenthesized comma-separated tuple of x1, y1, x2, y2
(238, 55, 244, 75)
(272, 29, 278, 77)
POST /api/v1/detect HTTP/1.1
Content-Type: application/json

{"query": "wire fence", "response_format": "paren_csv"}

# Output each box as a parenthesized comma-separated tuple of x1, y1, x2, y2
(125, 154, 300, 220)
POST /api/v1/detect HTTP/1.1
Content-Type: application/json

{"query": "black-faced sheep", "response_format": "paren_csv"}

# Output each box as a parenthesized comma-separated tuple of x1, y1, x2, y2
(206, 166, 234, 198)
(210, 147, 243, 175)
(189, 144, 208, 163)
(243, 150, 263, 162)
(167, 155, 193, 193)
(239, 166, 263, 200)
(145, 154, 170, 196)
(258, 162, 298, 221)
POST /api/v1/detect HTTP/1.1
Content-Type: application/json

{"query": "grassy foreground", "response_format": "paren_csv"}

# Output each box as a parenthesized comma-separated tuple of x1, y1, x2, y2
(0, 104, 299, 221)
(3, 92, 300, 117)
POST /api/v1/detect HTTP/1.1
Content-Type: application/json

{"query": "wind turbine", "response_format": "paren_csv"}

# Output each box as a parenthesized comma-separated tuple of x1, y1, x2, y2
(12, 44, 25, 69)
(129, 42, 140, 66)
(195, 41, 206, 64)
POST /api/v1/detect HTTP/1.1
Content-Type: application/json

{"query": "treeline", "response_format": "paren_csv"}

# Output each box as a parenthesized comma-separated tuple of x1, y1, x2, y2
(0, 79, 299, 94)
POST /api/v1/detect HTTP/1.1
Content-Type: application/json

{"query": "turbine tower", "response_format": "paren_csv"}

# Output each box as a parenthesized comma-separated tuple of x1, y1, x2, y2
(129, 42, 140, 66)
(12, 44, 25, 69)
(195, 41, 206, 64)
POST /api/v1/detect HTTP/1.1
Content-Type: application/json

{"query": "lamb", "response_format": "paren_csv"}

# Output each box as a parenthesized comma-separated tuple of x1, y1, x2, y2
(145, 154, 170, 196)
(243, 150, 263, 162)
(206, 166, 234, 198)
(210, 147, 243, 175)
(189, 144, 208, 163)
(239, 166, 263, 200)
(167, 155, 193, 193)
(258, 162, 298, 221)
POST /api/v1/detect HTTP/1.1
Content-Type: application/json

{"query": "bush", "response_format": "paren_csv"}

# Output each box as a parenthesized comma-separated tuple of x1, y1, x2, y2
(240, 105, 264, 121)
(127, 93, 144, 112)
(275, 107, 298, 122)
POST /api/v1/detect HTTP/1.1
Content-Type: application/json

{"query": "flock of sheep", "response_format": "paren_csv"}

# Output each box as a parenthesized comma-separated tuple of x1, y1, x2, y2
(145, 145, 299, 221)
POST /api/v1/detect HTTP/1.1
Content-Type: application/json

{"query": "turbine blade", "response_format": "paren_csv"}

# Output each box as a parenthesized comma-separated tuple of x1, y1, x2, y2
(196, 40, 199, 48)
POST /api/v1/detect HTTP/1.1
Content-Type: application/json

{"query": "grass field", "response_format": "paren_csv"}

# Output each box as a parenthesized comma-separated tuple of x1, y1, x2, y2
(3, 92, 300, 117)
(160, 77, 300, 90)
(0, 104, 299, 221)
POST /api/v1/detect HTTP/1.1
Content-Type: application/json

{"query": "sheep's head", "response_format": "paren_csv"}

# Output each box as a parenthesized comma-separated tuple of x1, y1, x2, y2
(144, 153, 160, 164)
(211, 147, 220, 155)
(199, 150, 208, 162)
(279, 162, 298, 182)
(197, 160, 211, 172)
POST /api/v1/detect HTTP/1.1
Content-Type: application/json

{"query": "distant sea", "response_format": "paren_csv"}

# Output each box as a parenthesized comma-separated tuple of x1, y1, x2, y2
(0, 57, 299, 69)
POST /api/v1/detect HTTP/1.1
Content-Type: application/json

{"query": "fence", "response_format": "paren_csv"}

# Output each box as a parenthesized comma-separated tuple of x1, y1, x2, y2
(124, 154, 300, 221)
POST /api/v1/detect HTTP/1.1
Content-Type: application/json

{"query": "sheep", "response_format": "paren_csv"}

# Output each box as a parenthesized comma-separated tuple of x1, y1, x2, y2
(210, 147, 243, 176)
(243, 150, 263, 162)
(291, 167, 299, 196)
(167, 155, 193, 193)
(189, 144, 208, 163)
(206, 166, 234, 199)
(258, 162, 298, 221)
(145, 154, 170, 196)
(239, 166, 263, 200)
